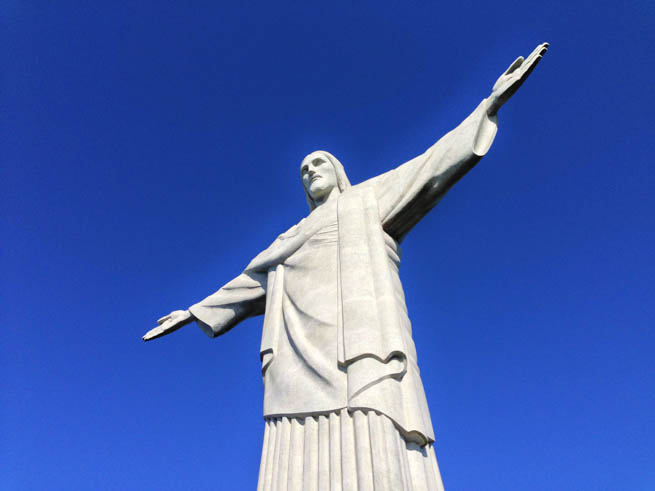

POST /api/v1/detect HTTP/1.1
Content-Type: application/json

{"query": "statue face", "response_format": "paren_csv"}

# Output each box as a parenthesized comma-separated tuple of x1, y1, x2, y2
(301, 153, 338, 203)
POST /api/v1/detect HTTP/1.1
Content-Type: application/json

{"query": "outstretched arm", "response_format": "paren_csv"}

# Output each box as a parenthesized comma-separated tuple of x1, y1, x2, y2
(142, 217, 305, 342)
(143, 270, 267, 341)
(365, 43, 548, 242)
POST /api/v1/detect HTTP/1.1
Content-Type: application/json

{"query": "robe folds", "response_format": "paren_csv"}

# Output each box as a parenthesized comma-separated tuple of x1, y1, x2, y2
(188, 100, 498, 449)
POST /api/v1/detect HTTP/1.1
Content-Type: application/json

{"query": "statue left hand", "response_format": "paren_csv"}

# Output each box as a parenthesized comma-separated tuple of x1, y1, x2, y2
(143, 309, 193, 341)
(486, 42, 549, 116)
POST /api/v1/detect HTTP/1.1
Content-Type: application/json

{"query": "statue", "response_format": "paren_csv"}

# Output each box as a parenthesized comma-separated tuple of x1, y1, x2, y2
(144, 43, 548, 490)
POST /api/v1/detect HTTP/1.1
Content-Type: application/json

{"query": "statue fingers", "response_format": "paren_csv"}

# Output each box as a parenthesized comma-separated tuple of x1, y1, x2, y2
(523, 43, 549, 68)
(157, 314, 172, 325)
(143, 315, 188, 341)
(493, 56, 524, 91)
(518, 51, 544, 83)
(143, 324, 166, 341)
(504, 56, 524, 75)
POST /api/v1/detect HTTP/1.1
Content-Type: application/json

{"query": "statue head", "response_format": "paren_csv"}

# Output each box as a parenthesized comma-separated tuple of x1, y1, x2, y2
(300, 151, 351, 211)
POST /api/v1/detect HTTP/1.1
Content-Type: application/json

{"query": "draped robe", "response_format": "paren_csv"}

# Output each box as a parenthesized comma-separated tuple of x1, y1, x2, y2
(187, 100, 498, 488)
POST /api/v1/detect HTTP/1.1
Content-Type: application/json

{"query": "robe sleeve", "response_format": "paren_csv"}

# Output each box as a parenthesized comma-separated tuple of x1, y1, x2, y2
(188, 270, 267, 338)
(362, 99, 498, 241)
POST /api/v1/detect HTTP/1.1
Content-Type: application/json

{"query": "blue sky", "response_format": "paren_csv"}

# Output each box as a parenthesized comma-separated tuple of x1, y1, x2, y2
(3, 1, 654, 489)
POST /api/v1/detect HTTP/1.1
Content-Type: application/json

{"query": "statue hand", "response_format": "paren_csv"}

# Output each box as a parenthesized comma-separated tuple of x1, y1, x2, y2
(486, 42, 548, 116)
(143, 309, 193, 341)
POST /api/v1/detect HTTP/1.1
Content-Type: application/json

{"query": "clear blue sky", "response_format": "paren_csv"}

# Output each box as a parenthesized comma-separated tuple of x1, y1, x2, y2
(3, 1, 654, 490)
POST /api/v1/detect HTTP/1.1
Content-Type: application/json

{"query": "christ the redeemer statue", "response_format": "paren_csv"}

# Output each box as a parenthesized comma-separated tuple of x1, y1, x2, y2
(144, 43, 548, 491)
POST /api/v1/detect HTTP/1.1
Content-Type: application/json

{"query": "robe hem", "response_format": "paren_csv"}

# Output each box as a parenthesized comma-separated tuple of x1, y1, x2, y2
(263, 406, 434, 447)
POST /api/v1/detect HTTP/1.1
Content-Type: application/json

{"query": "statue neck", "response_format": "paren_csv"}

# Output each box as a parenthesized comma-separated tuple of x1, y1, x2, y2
(313, 187, 340, 208)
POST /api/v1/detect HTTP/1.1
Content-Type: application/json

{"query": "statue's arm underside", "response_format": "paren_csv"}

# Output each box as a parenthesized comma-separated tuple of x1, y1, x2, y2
(188, 271, 267, 338)
(362, 99, 498, 242)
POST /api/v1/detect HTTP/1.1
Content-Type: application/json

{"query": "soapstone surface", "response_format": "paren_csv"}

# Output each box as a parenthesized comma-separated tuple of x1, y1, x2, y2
(144, 43, 548, 490)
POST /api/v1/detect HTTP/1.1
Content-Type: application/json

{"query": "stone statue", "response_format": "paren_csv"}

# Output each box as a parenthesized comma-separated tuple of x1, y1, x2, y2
(144, 43, 548, 490)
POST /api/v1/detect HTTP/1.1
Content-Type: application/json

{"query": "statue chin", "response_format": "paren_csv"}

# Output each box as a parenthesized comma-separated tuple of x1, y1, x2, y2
(308, 184, 336, 204)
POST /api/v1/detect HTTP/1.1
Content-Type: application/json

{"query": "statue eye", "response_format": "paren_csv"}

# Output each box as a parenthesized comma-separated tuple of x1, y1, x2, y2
(301, 165, 308, 174)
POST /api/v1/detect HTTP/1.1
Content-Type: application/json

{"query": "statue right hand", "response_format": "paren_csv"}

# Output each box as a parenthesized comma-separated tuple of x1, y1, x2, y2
(143, 309, 193, 341)
(486, 42, 548, 116)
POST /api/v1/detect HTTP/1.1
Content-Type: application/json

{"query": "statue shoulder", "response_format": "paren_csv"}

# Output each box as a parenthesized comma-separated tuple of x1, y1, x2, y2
(277, 219, 304, 241)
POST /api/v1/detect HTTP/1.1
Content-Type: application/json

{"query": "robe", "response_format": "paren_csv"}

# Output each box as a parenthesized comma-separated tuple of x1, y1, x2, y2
(188, 100, 498, 489)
